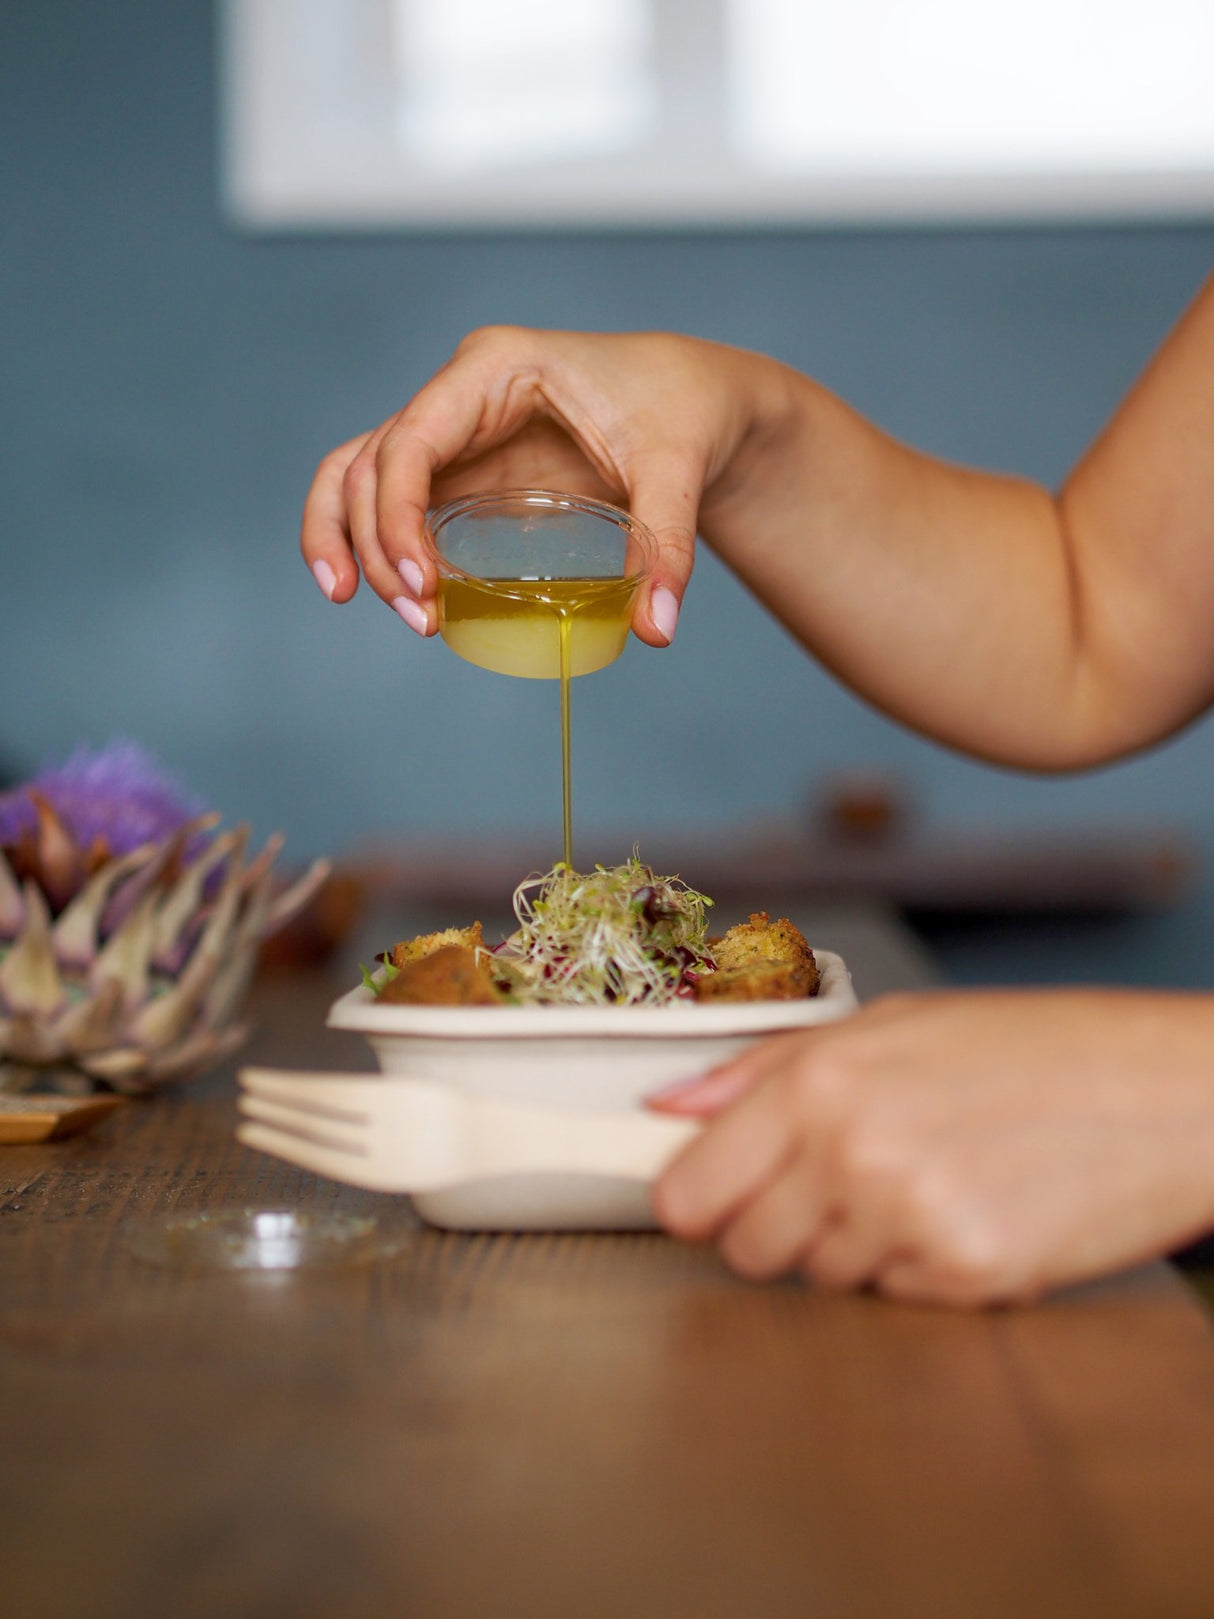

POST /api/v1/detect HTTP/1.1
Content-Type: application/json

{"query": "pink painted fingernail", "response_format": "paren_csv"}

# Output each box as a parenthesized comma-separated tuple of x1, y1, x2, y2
(392, 595, 428, 635)
(650, 585, 680, 644)
(311, 559, 337, 600)
(397, 558, 425, 597)
(646, 1073, 707, 1105)
(647, 1066, 749, 1116)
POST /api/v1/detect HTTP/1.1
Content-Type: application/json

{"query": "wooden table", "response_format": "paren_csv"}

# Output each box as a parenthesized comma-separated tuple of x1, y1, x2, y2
(5, 910, 1214, 1619)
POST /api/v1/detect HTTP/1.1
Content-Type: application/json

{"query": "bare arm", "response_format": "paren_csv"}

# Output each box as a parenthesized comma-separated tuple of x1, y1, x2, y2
(693, 273, 1214, 766)
(301, 274, 1214, 768)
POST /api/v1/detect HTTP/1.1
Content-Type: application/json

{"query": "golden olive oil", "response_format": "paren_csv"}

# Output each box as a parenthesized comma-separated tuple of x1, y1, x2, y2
(437, 576, 634, 677)
(437, 575, 637, 866)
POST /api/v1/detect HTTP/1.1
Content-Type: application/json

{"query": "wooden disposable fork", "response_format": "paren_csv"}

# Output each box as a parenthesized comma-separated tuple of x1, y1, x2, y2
(236, 1068, 700, 1193)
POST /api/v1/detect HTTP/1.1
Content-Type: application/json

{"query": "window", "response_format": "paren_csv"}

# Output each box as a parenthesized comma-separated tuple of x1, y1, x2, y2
(221, 0, 1214, 227)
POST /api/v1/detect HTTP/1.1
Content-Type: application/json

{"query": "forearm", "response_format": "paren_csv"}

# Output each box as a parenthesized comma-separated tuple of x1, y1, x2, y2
(699, 367, 1086, 766)
(699, 275, 1214, 769)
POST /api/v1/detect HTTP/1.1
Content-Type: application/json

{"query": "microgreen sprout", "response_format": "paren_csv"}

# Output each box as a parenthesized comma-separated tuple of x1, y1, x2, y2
(361, 956, 400, 996)
(490, 856, 715, 1006)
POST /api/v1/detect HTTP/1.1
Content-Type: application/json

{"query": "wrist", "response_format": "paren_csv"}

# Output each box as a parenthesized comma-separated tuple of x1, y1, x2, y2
(698, 355, 822, 539)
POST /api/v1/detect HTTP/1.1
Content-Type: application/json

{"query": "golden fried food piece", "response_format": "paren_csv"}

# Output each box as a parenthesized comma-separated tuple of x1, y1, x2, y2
(379, 943, 503, 1006)
(692, 958, 817, 1002)
(390, 922, 484, 971)
(693, 913, 819, 1002)
(710, 912, 817, 973)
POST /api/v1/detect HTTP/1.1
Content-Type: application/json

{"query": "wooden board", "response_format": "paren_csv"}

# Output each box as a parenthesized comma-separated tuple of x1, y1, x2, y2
(0, 1093, 125, 1144)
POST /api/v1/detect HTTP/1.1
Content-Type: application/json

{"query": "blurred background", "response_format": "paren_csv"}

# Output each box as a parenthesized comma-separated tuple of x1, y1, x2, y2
(3, 0, 1213, 984)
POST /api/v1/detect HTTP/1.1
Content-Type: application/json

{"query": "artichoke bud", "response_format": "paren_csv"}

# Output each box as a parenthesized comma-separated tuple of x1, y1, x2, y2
(0, 743, 330, 1092)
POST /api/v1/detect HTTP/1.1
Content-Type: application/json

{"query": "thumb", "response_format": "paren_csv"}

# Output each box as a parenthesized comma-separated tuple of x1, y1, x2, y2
(647, 1057, 765, 1118)
(625, 453, 701, 647)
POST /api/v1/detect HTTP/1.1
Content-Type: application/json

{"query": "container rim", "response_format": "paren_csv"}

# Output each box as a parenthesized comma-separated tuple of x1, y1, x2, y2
(423, 487, 657, 588)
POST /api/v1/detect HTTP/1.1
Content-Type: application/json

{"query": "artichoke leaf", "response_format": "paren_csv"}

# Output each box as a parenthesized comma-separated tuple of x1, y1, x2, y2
(30, 792, 85, 911)
(90, 889, 158, 1011)
(241, 831, 284, 896)
(128, 842, 245, 1049)
(77, 1046, 150, 1086)
(198, 844, 281, 1031)
(197, 845, 330, 1035)
(0, 848, 24, 937)
(264, 856, 332, 934)
(98, 821, 203, 943)
(3, 1011, 69, 1064)
(144, 1021, 249, 1086)
(150, 821, 242, 971)
(83, 1021, 248, 1091)
(50, 976, 125, 1056)
(0, 882, 66, 1018)
(53, 839, 167, 970)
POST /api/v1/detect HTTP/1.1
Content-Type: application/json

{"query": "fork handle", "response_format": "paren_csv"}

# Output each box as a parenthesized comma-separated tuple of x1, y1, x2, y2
(469, 1098, 700, 1182)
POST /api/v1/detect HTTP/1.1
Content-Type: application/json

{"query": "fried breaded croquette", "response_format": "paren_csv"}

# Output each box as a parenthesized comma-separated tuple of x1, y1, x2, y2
(390, 922, 485, 971)
(709, 912, 817, 974)
(692, 912, 819, 1002)
(379, 909, 818, 1006)
(692, 957, 818, 1002)
(378, 943, 503, 1006)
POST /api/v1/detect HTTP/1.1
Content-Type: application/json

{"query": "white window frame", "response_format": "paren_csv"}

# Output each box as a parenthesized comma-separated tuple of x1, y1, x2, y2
(219, 0, 1214, 230)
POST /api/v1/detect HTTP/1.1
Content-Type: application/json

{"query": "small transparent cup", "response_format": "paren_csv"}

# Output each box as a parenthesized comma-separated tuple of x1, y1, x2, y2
(424, 488, 656, 679)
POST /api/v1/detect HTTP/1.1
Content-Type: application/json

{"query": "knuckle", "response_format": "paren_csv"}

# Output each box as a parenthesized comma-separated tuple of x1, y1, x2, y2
(342, 452, 375, 502)
(898, 1162, 957, 1233)
(901, 1171, 1010, 1298)
(650, 1173, 700, 1240)
(718, 1229, 777, 1281)
(314, 444, 350, 484)
(648, 521, 697, 565)
(790, 1040, 866, 1114)
(803, 1247, 866, 1294)
(830, 1121, 900, 1188)
(937, 1236, 1006, 1301)
(456, 322, 531, 360)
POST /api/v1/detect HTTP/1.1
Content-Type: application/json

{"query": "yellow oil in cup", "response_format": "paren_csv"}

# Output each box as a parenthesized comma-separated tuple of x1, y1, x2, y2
(427, 490, 655, 868)
(438, 575, 636, 679)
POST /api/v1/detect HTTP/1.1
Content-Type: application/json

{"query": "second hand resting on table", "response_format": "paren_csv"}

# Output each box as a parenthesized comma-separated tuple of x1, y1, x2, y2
(301, 275, 1214, 1305)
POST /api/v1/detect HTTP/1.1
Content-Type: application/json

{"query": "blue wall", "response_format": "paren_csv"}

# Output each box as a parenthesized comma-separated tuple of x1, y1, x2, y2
(4, 3, 1214, 982)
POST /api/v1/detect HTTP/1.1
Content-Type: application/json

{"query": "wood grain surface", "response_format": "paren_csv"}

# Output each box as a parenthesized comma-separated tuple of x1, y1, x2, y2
(4, 969, 1214, 1619)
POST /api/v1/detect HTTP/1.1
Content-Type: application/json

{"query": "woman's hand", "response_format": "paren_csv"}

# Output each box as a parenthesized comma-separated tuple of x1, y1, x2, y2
(299, 326, 784, 646)
(650, 989, 1214, 1306)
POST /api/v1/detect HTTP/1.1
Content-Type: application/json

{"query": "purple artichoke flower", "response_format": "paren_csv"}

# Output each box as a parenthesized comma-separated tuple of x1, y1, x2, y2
(0, 740, 205, 858)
